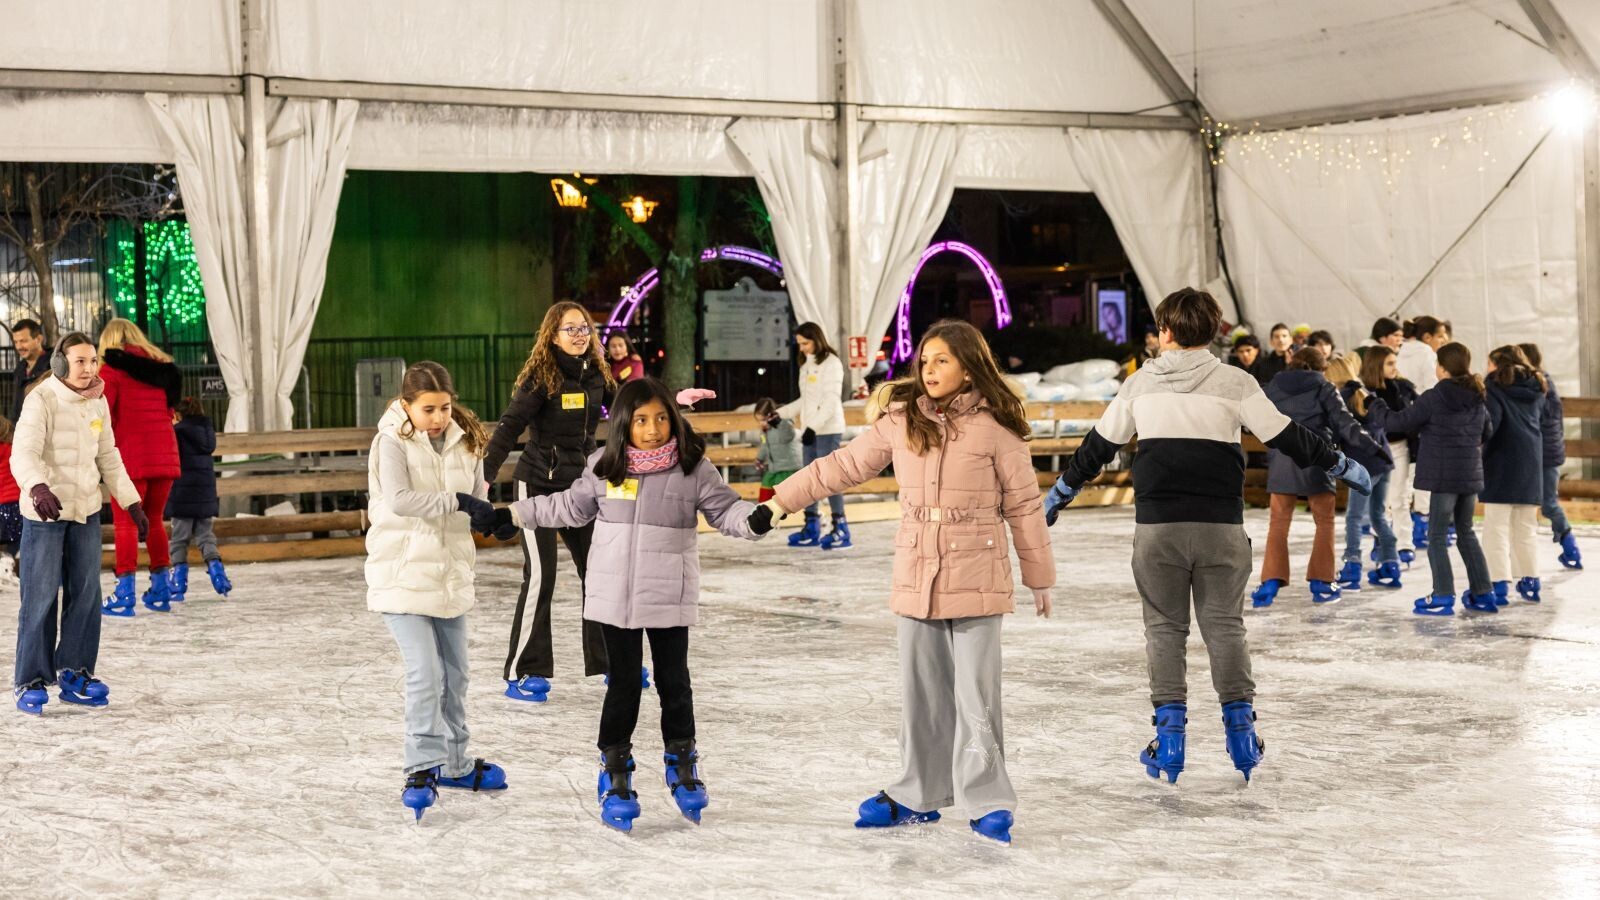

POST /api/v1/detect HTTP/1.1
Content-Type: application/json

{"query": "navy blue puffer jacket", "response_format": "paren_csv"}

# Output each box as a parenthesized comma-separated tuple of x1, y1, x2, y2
(1265, 370, 1389, 495)
(1537, 371, 1565, 468)
(1482, 373, 1545, 505)
(1372, 379, 1490, 495)
(166, 414, 219, 519)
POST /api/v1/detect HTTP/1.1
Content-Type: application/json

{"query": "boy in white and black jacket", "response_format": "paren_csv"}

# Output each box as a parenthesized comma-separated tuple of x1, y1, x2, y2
(1042, 289, 1370, 784)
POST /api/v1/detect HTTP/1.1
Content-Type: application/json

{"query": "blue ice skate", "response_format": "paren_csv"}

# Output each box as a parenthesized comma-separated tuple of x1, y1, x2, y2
(820, 518, 852, 551)
(1367, 561, 1403, 589)
(1557, 531, 1582, 570)
(1138, 703, 1186, 783)
(142, 570, 172, 612)
(1492, 581, 1510, 606)
(1336, 562, 1363, 592)
(169, 564, 189, 602)
(970, 810, 1014, 845)
(602, 667, 650, 689)
(103, 573, 136, 617)
(505, 675, 550, 702)
(1413, 594, 1455, 616)
(663, 739, 709, 824)
(437, 758, 507, 792)
(854, 791, 940, 828)
(1222, 701, 1265, 783)
(1399, 548, 1416, 565)
(1309, 580, 1343, 604)
(598, 744, 642, 832)
(1462, 590, 1499, 614)
(57, 668, 109, 708)
(1250, 580, 1282, 608)
(15, 681, 48, 716)
(788, 514, 821, 547)
(402, 768, 438, 821)
(1410, 512, 1428, 550)
(207, 558, 232, 596)
(1516, 577, 1541, 603)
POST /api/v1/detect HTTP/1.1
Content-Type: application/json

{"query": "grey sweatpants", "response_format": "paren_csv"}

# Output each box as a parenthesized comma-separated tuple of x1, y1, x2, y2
(884, 614, 1015, 820)
(384, 612, 474, 778)
(1132, 522, 1255, 708)
(169, 517, 219, 563)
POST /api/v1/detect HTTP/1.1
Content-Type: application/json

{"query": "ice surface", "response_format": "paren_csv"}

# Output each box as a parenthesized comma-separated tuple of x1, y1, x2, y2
(2, 508, 1597, 897)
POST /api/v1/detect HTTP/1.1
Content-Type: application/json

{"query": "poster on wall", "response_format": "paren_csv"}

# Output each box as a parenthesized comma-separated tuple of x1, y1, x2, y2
(702, 277, 791, 362)
(1096, 287, 1128, 345)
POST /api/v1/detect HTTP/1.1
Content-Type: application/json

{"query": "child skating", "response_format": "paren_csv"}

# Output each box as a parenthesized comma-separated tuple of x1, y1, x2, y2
(765, 319, 1055, 845)
(12, 334, 147, 714)
(499, 377, 767, 831)
(1369, 343, 1494, 614)
(1481, 346, 1546, 605)
(1517, 343, 1582, 570)
(366, 361, 514, 820)
(167, 397, 232, 600)
(1044, 289, 1367, 783)
(752, 397, 801, 503)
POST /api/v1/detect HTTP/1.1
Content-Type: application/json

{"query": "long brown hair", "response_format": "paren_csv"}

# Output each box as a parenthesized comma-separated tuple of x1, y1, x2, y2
(1359, 345, 1395, 391)
(1436, 342, 1484, 398)
(1487, 344, 1547, 392)
(882, 319, 1029, 455)
(397, 361, 489, 456)
(515, 301, 616, 399)
(793, 321, 836, 364)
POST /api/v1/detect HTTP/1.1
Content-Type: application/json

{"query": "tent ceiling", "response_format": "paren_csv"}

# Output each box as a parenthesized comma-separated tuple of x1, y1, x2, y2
(1126, 0, 1570, 123)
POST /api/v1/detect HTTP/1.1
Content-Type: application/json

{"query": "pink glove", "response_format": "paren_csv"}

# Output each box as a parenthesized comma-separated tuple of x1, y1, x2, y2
(676, 388, 717, 408)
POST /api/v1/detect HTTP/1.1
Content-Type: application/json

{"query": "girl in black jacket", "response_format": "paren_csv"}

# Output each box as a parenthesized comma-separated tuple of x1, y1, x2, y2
(1252, 348, 1386, 607)
(1346, 346, 1421, 586)
(165, 397, 231, 599)
(1518, 343, 1582, 570)
(483, 301, 617, 703)
(1481, 346, 1547, 603)
(1370, 343, 1494, 615)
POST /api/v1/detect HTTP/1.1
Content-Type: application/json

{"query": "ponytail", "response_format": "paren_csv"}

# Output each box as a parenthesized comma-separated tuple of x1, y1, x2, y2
(1436, 342, 1484, 398)
(1487, 345, 1548, 394)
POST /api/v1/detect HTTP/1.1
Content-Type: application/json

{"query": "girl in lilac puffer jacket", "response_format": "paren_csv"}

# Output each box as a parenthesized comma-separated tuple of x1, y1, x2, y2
(506, 377, 767, 832)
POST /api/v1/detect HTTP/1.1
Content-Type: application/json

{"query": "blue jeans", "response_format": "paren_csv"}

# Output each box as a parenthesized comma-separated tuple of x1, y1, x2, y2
(1541, 466, 1570, 538)
(1428, 492, 1491, 598)
(14, 515, 105, 688)
(384, 612, 472, 777)
(1344, 471, 1398, 564)
(803, 432, 847, 521)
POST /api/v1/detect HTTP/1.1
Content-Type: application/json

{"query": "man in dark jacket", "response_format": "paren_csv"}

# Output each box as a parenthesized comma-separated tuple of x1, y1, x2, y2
(9, 319, 51, 423)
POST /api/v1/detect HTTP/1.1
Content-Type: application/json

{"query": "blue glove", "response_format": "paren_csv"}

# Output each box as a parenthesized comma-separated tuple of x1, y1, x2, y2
(1329, 452, 1373, 496)
(1044, 478, 1080, 526)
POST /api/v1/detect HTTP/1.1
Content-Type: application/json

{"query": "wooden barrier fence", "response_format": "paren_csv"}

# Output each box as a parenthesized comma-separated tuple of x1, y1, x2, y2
(102, 398, 1600, 567)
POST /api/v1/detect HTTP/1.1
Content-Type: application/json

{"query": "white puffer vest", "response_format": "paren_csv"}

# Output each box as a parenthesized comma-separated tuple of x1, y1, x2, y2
(365, 402, 481, 617)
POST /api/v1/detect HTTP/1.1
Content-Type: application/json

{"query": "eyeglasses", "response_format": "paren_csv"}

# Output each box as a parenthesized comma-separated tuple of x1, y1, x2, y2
(559, 326, 593, 338)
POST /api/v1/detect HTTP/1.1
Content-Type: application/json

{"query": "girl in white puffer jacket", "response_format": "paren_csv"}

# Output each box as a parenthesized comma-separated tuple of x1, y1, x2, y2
(366, 361, 515, 820)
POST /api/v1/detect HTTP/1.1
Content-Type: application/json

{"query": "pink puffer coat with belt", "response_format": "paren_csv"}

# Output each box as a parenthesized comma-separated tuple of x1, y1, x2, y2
(775, 390, 1055, 619)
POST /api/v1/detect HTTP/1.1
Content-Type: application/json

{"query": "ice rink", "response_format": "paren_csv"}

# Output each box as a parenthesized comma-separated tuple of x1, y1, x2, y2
(3, 507, 1597, 898)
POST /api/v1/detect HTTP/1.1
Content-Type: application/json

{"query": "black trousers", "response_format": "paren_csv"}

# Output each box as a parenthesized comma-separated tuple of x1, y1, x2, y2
(597, 624, 694, 751)
(503, 484, 607, 680)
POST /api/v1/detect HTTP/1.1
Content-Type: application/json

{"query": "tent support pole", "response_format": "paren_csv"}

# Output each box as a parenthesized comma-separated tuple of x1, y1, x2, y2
(832, 0, 859, 395)
(240, 0, 273, 431)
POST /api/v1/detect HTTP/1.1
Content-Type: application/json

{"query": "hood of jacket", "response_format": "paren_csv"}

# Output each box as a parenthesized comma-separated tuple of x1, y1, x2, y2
(1489, 373, 1544, 405)
(1267, 368, 1326, 400)
(1138, 348, 1221, 394)
(1433, 378, 1485, 412)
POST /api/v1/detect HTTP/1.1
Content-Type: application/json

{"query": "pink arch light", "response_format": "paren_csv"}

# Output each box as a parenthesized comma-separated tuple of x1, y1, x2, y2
(892, 241, 1010, 364)
(603, 245, 784, 341)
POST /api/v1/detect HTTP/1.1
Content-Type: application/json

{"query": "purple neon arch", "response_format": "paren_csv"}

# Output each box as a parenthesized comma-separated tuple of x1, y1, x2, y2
(892, 241, 1010, 364)
(602, 245, 784, 341)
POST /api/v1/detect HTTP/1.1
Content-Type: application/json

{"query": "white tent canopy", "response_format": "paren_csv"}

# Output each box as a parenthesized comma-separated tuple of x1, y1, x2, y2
(2, 0, 1598, 425)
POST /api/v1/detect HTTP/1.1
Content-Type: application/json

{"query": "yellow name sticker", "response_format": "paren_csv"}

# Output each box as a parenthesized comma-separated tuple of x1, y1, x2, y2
(806, 374, 818, 384)
(561, 392, 586, 410)
(605, 478, 640, 500)
(89, 417, 104, 434)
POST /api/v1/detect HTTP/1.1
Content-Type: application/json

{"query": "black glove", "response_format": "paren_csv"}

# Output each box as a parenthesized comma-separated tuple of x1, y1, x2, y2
(764, 412, 782, 428)
(127, 501, 150, 541)
(490, 507, 518, 540)
(801, 427, 816, 446)
(29, 484, 61, 521)
(748, 504, 775, 535)
(455, 492, 498, 534)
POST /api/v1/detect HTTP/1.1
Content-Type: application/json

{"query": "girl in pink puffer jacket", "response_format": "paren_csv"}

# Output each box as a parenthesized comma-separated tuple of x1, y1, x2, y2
(767, 319, 1056, 845)
(505, 377, 768, 833)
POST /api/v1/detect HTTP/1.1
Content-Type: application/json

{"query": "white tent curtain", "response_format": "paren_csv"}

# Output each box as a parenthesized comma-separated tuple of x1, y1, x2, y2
(853, 122, 962, 385)
(1067, 128, 1205, 307)
(265, 98, 358, 430)
(1217, 100, 1581, 391)
(148, 93, 358, 431)
(726, 117, 839, 338)
(145, 92, 254, 433)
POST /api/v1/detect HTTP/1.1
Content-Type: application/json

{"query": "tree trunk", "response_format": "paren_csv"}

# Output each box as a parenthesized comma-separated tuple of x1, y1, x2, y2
(23, 172, 60, 344)
(661, 176, 702, 389)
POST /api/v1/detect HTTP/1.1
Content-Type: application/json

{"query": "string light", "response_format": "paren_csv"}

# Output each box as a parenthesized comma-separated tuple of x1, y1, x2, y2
(110, 220, 206, 327)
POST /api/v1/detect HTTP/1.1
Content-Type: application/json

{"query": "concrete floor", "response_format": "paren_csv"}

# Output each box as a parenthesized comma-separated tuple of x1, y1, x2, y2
(2, 507, 1596, 898)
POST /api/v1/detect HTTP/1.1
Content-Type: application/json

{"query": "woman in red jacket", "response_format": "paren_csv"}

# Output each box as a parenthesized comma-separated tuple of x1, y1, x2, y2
(0, 415, 20, 587)
(98, 319, 183, 613)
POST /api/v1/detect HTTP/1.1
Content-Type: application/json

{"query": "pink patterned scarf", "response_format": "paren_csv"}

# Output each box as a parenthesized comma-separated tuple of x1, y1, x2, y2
(626, 438, 679, 475)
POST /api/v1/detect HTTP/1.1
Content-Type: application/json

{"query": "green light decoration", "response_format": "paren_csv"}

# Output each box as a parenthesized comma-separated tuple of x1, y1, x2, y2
(107, 219, 208, 339)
